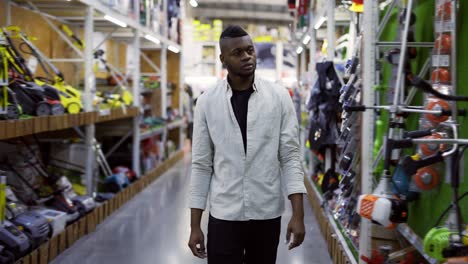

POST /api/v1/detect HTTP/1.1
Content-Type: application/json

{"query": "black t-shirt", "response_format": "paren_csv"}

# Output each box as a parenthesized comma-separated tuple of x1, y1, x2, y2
(231, 86, 254, 154)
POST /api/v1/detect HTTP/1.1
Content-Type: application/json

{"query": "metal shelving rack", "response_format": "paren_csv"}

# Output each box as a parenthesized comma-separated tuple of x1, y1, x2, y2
(4, 0, 184, 195)
(302, 1, 444, 263)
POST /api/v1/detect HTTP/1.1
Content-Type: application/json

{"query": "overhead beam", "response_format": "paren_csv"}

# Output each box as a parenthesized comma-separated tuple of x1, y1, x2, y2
(192, 8, 293, 22)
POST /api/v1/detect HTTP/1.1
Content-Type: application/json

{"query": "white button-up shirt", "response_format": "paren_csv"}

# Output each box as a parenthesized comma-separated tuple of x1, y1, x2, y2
(189, 76, 306, 221)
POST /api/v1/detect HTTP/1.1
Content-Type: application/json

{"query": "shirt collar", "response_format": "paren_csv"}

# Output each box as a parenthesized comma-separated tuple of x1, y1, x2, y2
(226, 75, 258, 93)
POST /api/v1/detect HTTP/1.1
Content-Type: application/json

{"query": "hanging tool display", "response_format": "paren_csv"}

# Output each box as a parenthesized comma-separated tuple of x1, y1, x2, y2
(356, 1, 430, 230)
(422, 1, 468, 260)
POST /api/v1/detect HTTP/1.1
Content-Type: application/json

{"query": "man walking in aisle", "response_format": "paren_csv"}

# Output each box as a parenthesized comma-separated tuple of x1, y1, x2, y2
(188, 25, 306, 264)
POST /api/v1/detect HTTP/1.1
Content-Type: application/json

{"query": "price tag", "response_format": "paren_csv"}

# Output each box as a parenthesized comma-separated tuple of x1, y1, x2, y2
(27, 56, 38, 74)
(435, 21, 455, 33)
(432, 55, 450, 67)
(99, 109, 111, 116)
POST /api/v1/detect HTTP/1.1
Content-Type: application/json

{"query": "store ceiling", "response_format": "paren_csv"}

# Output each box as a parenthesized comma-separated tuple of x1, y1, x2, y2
(189, 0, 294, 27)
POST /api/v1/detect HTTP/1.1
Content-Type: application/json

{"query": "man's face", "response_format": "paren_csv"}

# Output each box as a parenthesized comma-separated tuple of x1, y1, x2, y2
(220, 35, 257, 78)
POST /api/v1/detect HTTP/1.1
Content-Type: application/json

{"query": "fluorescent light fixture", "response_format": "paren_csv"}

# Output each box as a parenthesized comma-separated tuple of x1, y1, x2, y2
(168, 45, 180, 53)
(314, 15, 327, 30)
(302, 35, 311, 45)
(144, 34, 161, 44)
(189, 0, 198, 7)
(104, 15, 127, 28)
(296, 46, 304, 54)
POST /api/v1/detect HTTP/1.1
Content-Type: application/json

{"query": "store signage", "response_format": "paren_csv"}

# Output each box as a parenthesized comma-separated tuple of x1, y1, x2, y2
(297, 0, 307, 16)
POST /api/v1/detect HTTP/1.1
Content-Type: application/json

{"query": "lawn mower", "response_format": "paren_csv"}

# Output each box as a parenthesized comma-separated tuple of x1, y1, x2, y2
(0, 175, 31, 261)
(31, 207, 67, 238)
(55, 176, 95, 215)
(0, 220, 31, 260)
(5, 186, 50, 250)
(0, 142, 80, 223)
(94, 49, 133, 109)
(4, 26, 80, 114)
(0, 35, 21, 120)
(2, 28, 64, 116)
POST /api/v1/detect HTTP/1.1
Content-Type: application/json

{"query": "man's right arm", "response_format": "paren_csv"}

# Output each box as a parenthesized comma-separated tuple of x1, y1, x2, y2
(188, 95, 213, 259)
(189, 95, 214, 212)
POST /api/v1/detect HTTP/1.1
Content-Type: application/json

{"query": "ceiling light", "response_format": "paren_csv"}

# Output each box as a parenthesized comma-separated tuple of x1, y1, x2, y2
(302, 35, 311, 45)
(189, 0, 198, 7)
(104, 15, 127, 28)
(314, 16, 327, 30)
(296, 46, 304, 54)
(168, 45, 180, 53)
(144, 34, 161, 44)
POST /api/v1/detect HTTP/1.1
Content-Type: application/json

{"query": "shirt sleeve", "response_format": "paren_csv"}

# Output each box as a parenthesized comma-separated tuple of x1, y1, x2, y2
(189, 95, 214, 210)
(278, 89, 307, 196)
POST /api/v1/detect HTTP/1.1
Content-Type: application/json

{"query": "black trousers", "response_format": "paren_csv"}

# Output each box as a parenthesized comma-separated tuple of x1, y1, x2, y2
(207, 214, 281, 264)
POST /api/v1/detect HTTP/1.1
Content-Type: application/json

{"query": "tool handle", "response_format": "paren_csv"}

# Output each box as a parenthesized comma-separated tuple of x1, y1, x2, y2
(415, 151, 444, 169)
(412, 76, 468, 101)
(403, 129, 432, 139)
(440, 109, 467, 116)
(391, 138, 414, 149)
(344, 105, 366, 112)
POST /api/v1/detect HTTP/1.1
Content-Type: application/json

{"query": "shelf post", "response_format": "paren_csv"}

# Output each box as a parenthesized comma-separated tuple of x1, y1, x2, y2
(161, 45, 168, 119)
(6, 0, 11, 25)
(130, 0, 141, 177)
(326, 0, 335, 61)
(179, 49, 184, 150)
(132, 27, 142, 177)
(84, 5, 96, 195)
(324, 0, 335, 171)
(359, 0, 378, 262)
(309, 9, 316, 75)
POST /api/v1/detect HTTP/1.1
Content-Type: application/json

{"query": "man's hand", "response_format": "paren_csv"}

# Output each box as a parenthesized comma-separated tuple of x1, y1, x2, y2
(286, 216, 306, 250)
(188, 227, 207, 258)
(286, 193, 305, 250)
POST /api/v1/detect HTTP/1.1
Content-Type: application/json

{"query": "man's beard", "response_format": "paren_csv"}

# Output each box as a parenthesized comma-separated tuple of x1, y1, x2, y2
(227, 64, 256, 78)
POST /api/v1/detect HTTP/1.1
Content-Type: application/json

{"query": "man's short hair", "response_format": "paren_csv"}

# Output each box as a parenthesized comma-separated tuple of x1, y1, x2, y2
(220, 25, 249, 40)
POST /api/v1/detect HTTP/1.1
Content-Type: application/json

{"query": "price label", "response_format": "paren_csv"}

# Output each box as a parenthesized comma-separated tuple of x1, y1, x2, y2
(432, 55, 450, 67)
(435, 21, 454, 33)
(27, 56, 38, 74)
(99, 109, 111, 116)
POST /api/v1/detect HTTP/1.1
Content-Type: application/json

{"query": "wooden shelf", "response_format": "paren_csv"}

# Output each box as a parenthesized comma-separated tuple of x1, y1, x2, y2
(18, 150, 184, 264)
(305, 178, 358, 264)
(0, 107, 140, 141)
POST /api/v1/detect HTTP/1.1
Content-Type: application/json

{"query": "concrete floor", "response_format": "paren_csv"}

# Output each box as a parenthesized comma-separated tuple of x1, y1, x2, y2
(51, 156, 332, 264)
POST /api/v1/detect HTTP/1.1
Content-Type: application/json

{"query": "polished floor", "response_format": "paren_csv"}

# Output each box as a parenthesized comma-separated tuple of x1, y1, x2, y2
(52, 156, 332, 264)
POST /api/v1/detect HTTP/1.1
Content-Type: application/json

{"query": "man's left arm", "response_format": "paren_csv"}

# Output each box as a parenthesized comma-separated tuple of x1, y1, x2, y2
(278, 89, 307, 250)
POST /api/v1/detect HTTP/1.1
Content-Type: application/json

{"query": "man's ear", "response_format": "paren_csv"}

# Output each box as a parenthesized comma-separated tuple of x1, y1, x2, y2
(219, 54, 224, 65)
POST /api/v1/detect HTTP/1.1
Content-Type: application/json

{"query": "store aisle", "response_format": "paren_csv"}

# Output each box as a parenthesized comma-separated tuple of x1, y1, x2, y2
(51, 157, 331, 264)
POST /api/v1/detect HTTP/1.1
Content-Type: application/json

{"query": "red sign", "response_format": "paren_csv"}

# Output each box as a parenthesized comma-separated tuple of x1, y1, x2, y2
(297, 0, 308, 16)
